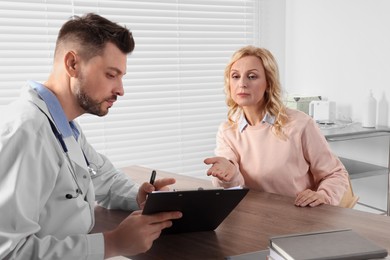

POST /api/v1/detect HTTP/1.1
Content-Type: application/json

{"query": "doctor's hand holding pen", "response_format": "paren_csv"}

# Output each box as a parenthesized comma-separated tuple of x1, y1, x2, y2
(136, 170, 177, 209)
(103, 170, 182, 258)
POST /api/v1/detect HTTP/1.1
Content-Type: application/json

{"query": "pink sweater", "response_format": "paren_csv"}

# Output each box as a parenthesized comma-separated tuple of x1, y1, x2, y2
(213, 108, 348, 205)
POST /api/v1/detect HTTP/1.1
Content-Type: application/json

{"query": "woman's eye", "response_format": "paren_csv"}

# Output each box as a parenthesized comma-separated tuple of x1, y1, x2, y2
(248, 74, 257, 80)
(231, 74, 239, 79)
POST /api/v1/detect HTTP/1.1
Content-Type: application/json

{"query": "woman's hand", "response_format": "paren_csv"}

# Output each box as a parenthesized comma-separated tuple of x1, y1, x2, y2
(295, 189, 326, 207)
(204, 157, 237, 182)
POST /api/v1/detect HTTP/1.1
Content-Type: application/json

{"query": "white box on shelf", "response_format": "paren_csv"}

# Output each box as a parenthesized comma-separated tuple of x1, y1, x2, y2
(285, 95, 322, 115)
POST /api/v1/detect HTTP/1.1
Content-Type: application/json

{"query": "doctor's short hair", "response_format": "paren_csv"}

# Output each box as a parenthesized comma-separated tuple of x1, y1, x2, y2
(224, 45, 288, 138)
(54, 13, 135, 60)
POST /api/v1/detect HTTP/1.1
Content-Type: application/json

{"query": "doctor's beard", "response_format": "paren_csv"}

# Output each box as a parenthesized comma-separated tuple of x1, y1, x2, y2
(74, 76, 112, 117)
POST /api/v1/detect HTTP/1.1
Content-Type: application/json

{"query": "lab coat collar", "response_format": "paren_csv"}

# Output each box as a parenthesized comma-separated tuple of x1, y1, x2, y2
(28, 80, 75, 138)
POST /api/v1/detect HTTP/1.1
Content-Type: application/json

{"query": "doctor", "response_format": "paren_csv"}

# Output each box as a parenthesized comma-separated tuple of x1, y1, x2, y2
(0, 13, 182, 259)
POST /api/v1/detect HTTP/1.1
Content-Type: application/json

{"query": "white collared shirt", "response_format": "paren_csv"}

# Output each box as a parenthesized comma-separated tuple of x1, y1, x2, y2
(238, 112, 276, 133)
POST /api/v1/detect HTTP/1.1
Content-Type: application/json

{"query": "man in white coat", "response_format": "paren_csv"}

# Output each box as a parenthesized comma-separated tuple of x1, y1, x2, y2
(0, 13, 182, 259)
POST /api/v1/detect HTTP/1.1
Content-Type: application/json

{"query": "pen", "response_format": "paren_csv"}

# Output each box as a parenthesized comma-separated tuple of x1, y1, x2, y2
(149, 170, 156, 185)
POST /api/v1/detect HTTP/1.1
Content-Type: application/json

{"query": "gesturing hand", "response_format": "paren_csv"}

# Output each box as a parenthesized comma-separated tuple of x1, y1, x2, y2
(204, 157, 236, 182)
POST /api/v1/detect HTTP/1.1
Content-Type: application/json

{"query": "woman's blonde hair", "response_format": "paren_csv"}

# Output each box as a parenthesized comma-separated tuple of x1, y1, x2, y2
(224, 45, 288, 138)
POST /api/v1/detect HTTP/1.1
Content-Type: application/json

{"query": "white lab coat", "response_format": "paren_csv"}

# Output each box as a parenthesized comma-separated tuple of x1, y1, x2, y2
(0, 84, 140, 259)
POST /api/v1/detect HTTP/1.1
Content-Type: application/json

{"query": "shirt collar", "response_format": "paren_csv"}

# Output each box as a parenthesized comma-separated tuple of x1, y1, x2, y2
(238, 112, 275, 133)
(29, 80, 79, 139)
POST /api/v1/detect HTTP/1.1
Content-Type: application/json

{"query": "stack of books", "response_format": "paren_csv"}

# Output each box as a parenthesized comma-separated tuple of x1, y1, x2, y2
(226, 229, 388, 260)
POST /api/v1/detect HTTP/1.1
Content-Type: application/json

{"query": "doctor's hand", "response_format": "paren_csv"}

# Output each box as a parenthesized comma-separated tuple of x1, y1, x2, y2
(103, 209, 182, 258)
(204, 157, 237, 182)
(136, 177, 176, 209)
(295, 189, 326, 207)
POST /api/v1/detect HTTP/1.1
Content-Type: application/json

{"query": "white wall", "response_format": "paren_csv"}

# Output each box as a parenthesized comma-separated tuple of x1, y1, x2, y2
(284, 0, 390, 126)
(259, 0, 286, 85)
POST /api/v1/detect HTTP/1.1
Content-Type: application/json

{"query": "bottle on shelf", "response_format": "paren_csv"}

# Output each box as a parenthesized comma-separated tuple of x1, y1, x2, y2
(362, 89, 377, 128)
(376, 91, 388, 127)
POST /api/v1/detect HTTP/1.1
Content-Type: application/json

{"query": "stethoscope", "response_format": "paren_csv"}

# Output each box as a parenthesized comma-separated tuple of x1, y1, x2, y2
(47, 117, 97, 199)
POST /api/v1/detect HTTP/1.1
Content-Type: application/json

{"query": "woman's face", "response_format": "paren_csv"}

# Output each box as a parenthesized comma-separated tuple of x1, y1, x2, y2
(229, 55, 267, 110)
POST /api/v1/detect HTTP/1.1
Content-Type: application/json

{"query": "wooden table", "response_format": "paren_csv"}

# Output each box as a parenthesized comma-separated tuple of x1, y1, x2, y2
(92, 166, 390, 260)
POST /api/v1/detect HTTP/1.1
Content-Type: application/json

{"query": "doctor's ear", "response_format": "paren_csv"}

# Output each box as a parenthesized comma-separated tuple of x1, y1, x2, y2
(64, 51, 78, 77)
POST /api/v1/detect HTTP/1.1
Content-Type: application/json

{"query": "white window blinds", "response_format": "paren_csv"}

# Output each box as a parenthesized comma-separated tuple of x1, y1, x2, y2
(0, 0, 260, 178)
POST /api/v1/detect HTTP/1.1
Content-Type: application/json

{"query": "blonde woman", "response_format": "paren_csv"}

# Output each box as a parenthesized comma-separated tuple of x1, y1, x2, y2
(204, 46, 348, 207)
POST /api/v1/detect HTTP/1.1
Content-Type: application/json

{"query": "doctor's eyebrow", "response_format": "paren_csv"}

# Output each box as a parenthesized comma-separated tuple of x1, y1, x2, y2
(108, 67, 126, 76)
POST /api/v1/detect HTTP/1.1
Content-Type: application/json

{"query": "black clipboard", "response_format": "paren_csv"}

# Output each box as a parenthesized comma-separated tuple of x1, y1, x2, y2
(142, 188, 249, 234)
